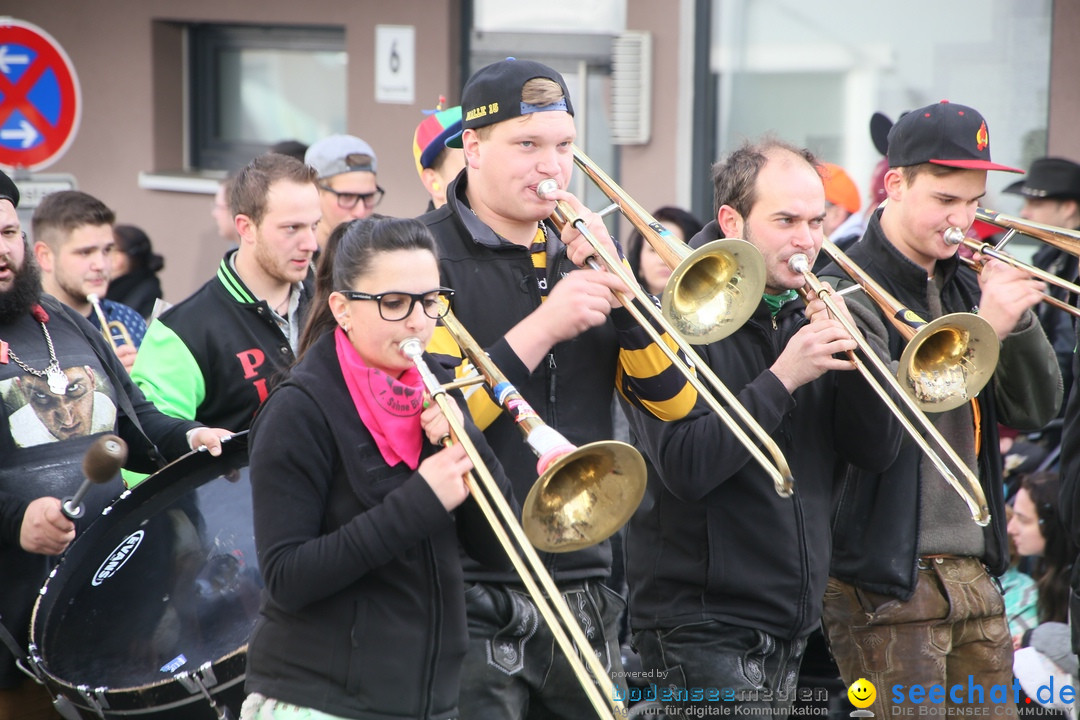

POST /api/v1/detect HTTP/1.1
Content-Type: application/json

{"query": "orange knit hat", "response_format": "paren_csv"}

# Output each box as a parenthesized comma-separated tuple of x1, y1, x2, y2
(821, 163, 861, 215)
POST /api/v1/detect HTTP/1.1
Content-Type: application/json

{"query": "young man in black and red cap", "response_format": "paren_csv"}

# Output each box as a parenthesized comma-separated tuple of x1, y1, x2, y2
(420, 57, 695, 719)
(1005, 156, 1080, 400)
(820, 102, 1061, 716)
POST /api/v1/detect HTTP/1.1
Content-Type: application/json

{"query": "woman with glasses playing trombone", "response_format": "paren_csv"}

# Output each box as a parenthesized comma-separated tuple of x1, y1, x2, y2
(241, 217, 514, 720)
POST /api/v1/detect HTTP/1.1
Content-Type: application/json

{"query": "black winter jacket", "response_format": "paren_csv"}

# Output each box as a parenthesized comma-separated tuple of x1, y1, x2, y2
(624, 221, 903, 640)
(132, 251, 313, 433)
(823, 210, 1061, 599)
(421, 173, 625, 583)
(1061, 298, 1080, 549)
(244, 332, 513, 719)
(106, 267, 163, 320)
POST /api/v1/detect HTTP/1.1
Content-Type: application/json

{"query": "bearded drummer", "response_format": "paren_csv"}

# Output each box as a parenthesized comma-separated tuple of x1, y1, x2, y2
(0, 169, 231, 718)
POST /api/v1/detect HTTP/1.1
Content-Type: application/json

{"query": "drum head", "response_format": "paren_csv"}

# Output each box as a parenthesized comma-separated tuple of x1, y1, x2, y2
(30, 433, 255, 717)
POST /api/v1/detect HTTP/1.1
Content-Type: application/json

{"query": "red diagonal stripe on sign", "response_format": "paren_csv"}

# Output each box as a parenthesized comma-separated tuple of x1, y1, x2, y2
(0, 23, 79, 169)
(0, 60, 59, 145)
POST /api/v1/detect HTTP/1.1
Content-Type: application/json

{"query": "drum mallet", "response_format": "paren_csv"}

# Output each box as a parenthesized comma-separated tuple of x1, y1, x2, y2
(62, 434, 129, 520)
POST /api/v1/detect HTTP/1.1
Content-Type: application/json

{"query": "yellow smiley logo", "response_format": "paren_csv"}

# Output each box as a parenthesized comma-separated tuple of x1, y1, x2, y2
(848, 678, 876, 709)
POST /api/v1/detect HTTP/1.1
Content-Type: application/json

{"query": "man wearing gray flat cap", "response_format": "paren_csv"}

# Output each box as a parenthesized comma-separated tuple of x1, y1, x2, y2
(305, 134, 383, 250)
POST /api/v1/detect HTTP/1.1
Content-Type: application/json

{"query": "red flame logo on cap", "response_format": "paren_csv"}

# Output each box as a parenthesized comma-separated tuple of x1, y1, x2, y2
(976, 122, 989, 151)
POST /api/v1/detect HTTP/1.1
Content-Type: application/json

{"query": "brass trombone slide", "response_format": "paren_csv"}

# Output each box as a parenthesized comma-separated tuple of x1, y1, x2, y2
(537, 179, 795, 497)
(975, 207, 1080, 254)
(791, 249, 991, 526)
(819, 239, 999, 414)
(399, 338, 624, 720)
(437, 306, 647, 553)
(572, 146, 767, 344)
(944, 216, 1080, 319)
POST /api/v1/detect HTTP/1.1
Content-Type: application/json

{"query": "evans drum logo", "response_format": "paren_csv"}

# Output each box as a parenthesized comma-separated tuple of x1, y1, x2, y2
(91, 530, 144, 586)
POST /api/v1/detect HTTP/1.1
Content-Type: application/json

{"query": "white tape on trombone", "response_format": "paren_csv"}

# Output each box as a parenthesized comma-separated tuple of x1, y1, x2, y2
(526, 425, 576, 475)
(834, 284, 866, 298)
(457, 362, 483, 398)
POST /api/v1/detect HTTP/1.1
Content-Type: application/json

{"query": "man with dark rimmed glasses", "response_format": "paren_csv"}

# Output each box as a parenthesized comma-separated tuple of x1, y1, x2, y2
(305, 134, 385, 251)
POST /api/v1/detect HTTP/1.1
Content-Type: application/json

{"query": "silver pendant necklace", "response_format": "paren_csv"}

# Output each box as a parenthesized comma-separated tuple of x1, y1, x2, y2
(8, 321, 69, 395)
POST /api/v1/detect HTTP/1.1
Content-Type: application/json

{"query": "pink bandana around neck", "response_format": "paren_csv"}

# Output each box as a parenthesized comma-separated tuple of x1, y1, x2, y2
(335, 327, 425, 469)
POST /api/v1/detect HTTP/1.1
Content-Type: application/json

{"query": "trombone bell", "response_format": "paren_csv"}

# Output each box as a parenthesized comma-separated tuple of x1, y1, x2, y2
(899, 315, 999, 412)
(664, 239, 766, 344)
(522, 440, 646, 553)
(435, 304, 649, 554)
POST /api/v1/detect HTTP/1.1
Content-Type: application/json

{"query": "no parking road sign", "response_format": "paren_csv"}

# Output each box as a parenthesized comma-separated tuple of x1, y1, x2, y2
(0, 18, 81, 171)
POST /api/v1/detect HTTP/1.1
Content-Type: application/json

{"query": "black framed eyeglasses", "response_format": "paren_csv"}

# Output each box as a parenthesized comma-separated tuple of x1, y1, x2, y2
(339, 288, 454, 321)
(319, 184, 385, 210)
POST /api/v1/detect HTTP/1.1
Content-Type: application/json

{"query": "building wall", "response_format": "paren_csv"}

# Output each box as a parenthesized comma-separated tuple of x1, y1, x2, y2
(620, 0, 686, 222)
(7, 1, 461, 301)
(1049, 0, 1080, 159)
(6, 1, 1080, 302)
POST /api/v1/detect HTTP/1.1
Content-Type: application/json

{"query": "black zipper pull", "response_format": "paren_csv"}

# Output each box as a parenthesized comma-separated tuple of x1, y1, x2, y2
(548, 353, 557, 403)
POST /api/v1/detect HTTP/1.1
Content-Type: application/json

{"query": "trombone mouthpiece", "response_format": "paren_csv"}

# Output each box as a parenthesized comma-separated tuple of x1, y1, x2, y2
(536, 179, 559, 200)
(944, 227, 965, 245)
(788, 254, 810, 274)
(399, 337, 424, 359)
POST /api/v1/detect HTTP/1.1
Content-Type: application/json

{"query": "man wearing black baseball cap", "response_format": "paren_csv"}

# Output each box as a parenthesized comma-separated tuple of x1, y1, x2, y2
(819, 101, 1060, 716)
(420, 58, 694, 719)
(1005, 156, 1080, 402)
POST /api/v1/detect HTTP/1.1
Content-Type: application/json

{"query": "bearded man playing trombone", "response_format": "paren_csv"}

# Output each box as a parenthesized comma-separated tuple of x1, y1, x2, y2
(820, 102, 1061, 717)
(619, 138, 904, 718)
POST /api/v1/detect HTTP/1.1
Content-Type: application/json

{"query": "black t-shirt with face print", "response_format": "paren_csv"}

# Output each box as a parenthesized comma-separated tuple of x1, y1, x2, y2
(0, 308, 125, 689)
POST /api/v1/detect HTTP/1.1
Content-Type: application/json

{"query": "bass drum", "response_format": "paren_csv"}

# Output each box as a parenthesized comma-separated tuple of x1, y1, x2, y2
(29, 433, 256, 720)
